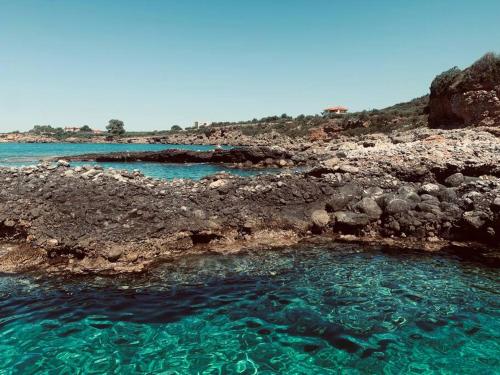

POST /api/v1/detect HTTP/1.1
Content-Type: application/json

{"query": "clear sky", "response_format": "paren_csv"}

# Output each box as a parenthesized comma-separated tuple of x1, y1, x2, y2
(1, 0, 499, 132)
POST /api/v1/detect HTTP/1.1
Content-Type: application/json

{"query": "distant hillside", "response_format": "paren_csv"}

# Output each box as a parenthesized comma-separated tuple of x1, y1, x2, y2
(338, 95, 429, 136)
(182, 95, 429, 139)
(380, 95, 429, 116)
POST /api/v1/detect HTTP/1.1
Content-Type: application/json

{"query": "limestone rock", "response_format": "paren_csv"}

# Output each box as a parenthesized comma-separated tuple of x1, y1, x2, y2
(311, 210, 330, 228)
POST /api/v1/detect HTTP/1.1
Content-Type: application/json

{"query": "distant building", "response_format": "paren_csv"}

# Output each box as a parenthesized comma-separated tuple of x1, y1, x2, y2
(64, 126, 81, 133)
(64, 126, 103, 134)
(324, 106, 348, 115)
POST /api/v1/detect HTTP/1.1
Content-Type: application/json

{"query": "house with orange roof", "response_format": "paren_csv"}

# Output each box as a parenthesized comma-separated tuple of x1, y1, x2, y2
(323, 106, 348, 115)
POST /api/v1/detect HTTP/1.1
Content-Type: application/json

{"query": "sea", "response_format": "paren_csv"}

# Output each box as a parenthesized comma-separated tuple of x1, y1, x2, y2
(0, 143, 498, 374)
(0, 142, 273, 180)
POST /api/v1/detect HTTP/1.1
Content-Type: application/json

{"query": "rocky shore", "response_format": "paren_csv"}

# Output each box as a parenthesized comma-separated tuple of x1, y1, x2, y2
(61, 146, 299, 169)
(0, 126, 499, 275)
(1, 54, 499, 275)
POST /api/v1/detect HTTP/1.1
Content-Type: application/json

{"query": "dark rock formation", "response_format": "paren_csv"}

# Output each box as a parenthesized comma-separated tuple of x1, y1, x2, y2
(0, 150, 498, 274)
(61, 146, 296, 168)
(1, 125, 499, 275)
(429, 53, 500, 128)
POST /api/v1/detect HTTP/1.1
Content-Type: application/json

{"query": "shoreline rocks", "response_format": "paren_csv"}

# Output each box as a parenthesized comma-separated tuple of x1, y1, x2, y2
(59, 146, 299, 169)
(0, 139, 499, 274)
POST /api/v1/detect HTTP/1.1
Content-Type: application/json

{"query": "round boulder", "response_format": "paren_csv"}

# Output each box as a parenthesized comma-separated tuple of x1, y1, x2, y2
(386, 199, 410, 215)
(311, 209, 330, 228)
(444, 173, 465, 187)
(419, 183, 440, 195)
(356, 197, 383, 219)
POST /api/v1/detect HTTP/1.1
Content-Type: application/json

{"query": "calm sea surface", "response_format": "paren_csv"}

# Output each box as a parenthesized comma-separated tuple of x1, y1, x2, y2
(0, 142, 276, 179)
(0, 246, 498, 374)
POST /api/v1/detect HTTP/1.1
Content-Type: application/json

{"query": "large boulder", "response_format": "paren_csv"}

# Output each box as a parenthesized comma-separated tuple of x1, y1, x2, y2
(311, 209, 330, 228)
(428, 53, 500, 128)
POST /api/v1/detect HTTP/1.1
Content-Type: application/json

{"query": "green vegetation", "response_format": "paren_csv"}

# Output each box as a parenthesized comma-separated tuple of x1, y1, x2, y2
(18, 91, 433, 141)
(79, 125, 92, 133)
(27, 125, 97, 140)
(183, 95, 429, 139)
(106, 119, 125, 136)
(30, 125, 64, 135)
(338, 95, 428, 136)
(463, 52, 500, 88)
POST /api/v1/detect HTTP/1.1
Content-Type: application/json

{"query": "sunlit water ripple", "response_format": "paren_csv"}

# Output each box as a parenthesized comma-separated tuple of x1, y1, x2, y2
(0, 245, 498, 374)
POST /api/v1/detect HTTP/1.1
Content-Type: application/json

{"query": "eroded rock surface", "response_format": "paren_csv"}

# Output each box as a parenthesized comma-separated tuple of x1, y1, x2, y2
(62, 146, 297, 169)
(429, 53, 500, 128)
(1, 129, 499, 275)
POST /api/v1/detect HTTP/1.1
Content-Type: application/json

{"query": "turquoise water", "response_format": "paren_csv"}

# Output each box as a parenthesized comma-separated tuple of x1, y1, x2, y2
(0, 246, 498, 374)
(0, 143, 273, 179)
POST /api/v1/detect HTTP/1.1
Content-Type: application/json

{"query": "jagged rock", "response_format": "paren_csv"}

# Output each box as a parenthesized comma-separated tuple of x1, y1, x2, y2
(463, 211, 486, 229)
(429, 53, 500, 128)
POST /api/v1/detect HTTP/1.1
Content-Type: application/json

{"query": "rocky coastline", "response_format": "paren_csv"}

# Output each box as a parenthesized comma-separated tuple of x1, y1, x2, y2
(0, 127, 300, 147)
(60, 146, 299, 169)
(1, 53, 499, 275)
(0, 126, 499, 275)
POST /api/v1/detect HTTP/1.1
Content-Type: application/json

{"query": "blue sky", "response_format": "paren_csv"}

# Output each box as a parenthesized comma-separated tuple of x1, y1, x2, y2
(1, 0, 499, 132)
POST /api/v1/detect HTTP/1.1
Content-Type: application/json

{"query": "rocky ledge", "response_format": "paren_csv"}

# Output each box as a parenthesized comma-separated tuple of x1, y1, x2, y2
(0, 136, 499, 274)
(61, 146, 299, 169)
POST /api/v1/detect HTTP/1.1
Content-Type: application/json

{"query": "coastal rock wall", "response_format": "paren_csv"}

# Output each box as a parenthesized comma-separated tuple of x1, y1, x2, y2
(429, 53, 500, 128)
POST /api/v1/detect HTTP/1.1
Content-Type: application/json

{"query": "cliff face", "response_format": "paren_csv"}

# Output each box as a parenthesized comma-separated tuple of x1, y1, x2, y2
(429, 53, 500, 128)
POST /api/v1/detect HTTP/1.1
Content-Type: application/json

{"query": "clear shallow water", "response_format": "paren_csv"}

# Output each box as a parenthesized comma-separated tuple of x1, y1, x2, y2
(0, 143, 273, 179)
(0, 246, 498, 374)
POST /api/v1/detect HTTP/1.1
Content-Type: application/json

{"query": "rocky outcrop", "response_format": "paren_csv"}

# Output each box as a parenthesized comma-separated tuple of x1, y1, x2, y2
(61, 146, 297, 168)
(0, 134, 499, 275)
(149, 128, 302, 148)
(429, 53, 500, 128)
